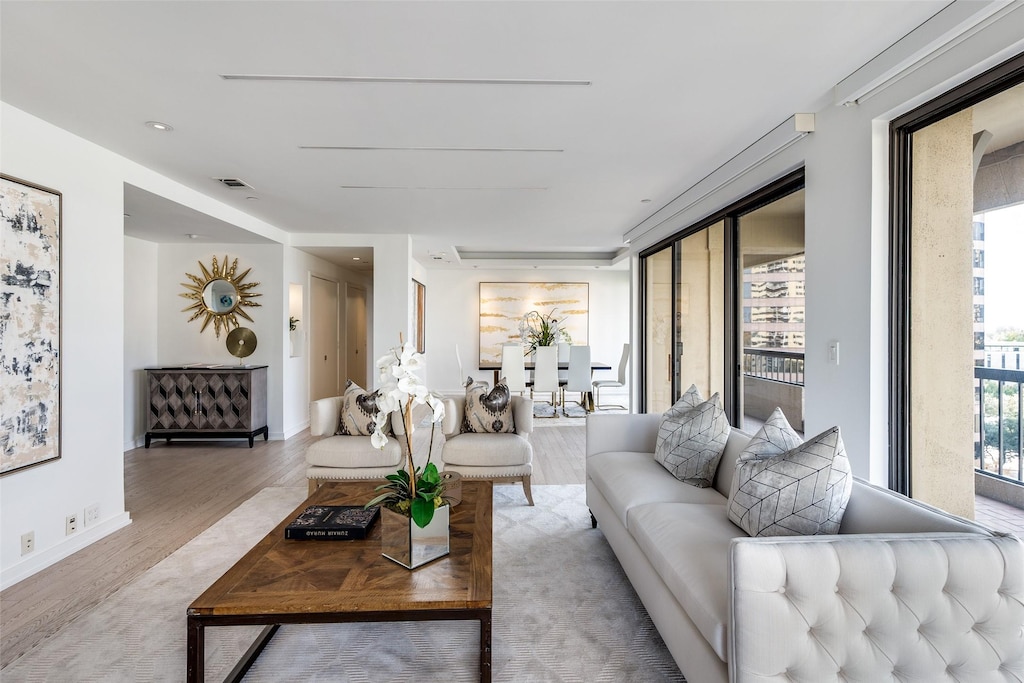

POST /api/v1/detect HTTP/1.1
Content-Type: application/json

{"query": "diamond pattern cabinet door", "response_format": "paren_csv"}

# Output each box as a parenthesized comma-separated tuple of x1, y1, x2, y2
(148, 372, 202, 430)
(202, 371, 251, 430)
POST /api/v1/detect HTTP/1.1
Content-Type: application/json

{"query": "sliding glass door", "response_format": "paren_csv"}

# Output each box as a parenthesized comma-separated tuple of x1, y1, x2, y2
(890, 54, 1024, 513)
(641, 223, 726, 412)
(640, 172, 804, 423)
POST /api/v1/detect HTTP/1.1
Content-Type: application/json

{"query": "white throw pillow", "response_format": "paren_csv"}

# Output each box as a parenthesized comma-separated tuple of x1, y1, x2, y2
(654, 389, 731, 488)
(727, 407, 853, 536)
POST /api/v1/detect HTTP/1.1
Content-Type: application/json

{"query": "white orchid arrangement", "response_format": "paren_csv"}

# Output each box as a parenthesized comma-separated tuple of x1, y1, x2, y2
(367, 339, 447, 527)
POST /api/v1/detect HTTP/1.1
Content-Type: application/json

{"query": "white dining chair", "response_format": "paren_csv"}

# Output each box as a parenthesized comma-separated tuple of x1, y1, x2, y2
(500, 343, 527, 394)
(593, 342, 629, 410)
(556, 341, 570, 385)
(455, 343, 488, 391)
(530, 346, 560, 417)
(561, 344, 592, 416)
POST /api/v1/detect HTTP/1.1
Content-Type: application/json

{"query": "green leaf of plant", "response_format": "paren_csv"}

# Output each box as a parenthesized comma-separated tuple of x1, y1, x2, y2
(410, 497, 435, 528)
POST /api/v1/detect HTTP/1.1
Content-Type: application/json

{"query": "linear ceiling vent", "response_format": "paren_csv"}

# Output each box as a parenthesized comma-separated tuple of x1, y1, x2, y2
(213, 177, 255, 190)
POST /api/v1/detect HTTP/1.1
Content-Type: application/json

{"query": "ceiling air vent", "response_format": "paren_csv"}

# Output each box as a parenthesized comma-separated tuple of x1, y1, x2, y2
(213, 177, 255, 190)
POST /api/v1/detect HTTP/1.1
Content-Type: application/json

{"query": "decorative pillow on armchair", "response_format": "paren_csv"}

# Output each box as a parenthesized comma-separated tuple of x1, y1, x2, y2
(654, 387, 731, 488)
(336, 380, 389, 436)
(727, 407, 853, 536)
(462, 378, 515, 434)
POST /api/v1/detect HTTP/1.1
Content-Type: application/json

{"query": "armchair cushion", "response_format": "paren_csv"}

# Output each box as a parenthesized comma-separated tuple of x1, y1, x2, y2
(461, 379, 516, 434)
(336, 380, 391, 436)
(306, 434, 403, 468)
(441, 432, 533, 467)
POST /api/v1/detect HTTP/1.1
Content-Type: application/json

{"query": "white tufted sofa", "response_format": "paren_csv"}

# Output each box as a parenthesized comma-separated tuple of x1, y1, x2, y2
(586, 413, 1024, 683)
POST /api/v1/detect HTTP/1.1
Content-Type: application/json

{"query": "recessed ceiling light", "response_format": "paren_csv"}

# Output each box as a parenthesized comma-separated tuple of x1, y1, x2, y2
(352, 257, 361, 261)
(221, 74, 590, 87)
(640, 198, 652, 203)
(340, 185, 548, 191)
(310, 146, 561, 153)
(245, 196, 259, 201)
(186, 233, 200, 239)
(145, 120, 173, 131)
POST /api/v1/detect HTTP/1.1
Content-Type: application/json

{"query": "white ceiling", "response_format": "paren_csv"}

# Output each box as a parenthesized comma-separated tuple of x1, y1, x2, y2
(1, 1, 952, 268)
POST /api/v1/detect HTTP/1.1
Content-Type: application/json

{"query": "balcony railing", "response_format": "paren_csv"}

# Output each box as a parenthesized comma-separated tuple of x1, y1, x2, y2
(742, 348, 804, 386)
(976, 366, 1023, 483)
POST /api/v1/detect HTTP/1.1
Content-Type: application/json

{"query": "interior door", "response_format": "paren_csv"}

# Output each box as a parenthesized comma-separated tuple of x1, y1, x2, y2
(310, 275, 340, 400)
(346, 284, 368, 388)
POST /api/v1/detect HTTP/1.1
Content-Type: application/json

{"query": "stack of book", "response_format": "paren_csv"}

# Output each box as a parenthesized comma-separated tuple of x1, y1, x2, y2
(284, 505, 380, 540)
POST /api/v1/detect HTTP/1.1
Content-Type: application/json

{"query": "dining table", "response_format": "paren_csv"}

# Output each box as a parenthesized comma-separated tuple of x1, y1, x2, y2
(478, 359, 612, 411)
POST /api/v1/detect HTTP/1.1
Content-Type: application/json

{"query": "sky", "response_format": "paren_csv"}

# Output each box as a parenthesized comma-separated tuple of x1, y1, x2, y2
(977, 203, 1024, 336)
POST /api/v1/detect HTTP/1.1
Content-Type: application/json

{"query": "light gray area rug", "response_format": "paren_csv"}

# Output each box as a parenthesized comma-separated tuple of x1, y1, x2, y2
(2, 485, 685, 682)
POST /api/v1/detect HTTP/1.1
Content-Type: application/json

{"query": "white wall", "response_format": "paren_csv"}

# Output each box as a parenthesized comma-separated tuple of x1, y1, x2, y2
(1, 103, 292, 587)
(124, 236, 159, 449)
(2, 106, 131, 587)
(628, 13, 1024, 484)
(282, 248, 370, 436)
(154, 243, 286, 436)
(421, 268, 631, 397)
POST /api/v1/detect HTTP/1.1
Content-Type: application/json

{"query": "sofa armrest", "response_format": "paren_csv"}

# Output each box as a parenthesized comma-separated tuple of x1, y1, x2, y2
(310, 396, 343, 437)
(512, 395, 533, 436)
(728, 532, 1024, 682)
(585, 413, 663, 458)
(442, 397, 464, 438)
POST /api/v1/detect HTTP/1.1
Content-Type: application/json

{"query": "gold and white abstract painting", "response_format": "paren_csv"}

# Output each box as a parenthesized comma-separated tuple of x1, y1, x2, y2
(1, 175, 62, 475)
(479, 282, 589, 364)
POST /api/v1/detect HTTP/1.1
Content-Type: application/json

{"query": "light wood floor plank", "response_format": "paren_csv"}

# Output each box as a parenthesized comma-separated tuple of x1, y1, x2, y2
(0, 421, 585, 669)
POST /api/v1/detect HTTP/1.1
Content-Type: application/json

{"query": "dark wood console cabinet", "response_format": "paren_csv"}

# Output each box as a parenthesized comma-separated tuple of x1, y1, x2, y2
(145, 366, 269, 448)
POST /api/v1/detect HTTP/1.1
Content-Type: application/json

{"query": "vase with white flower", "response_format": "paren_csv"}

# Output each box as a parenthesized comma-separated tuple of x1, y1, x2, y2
(366, 337, 450, 568)
(519, 308, 573, 356)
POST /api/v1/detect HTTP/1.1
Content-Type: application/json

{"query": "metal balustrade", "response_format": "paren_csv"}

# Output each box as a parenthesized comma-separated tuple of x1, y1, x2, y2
(976, 366, 1023, 483)
(742, 348, 805, 386)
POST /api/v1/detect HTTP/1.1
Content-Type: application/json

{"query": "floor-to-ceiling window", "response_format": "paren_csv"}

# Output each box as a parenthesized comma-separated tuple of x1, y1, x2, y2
(736, 189, 806, 434)
(891, 53, 1024, 515)
(639, 172, 804, 423)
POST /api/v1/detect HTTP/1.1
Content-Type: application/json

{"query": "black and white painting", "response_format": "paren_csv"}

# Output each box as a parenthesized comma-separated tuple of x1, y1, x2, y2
(1, 175, 62, 475)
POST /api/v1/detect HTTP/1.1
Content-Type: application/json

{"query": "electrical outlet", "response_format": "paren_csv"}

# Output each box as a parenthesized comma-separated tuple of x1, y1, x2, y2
(84, 503, 100, 527)
(21, 531, 34, 555)
(66, 514, 78, 535)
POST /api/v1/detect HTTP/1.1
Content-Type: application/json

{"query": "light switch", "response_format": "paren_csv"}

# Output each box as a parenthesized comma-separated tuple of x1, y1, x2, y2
(828, 341, 840, 365)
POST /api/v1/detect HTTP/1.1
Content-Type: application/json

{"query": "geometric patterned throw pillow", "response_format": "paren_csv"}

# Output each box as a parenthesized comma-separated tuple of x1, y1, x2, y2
(727, 409, 852, 536)
(654, 391, 731, 488)
(336, 380, 388, 436)
(664, 383, 704, 416)
(461, 379, 516, 434)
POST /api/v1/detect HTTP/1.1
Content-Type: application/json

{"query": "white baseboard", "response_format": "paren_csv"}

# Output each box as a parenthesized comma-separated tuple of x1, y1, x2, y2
(282, 420, 310, 440)
(124, 436, 146, 451)
(1, 512, 132, 591)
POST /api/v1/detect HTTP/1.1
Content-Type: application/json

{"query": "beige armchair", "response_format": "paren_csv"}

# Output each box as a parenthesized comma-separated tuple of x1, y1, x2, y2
(305, 396, 407, 495)
(440, 395, 535, 505)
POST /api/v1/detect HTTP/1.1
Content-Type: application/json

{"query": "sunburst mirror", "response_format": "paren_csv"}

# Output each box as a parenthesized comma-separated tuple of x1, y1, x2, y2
(180, 255, 262, 337)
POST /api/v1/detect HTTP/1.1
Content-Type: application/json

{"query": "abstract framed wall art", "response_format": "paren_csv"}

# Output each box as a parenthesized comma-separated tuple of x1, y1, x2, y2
(478, 282, 589, 364)
(412, 279, 426, 354)
(1, 174, 62, 475)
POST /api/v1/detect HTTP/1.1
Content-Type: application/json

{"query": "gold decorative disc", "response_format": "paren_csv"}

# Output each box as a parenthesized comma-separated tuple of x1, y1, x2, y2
(226, 327, 257, 358)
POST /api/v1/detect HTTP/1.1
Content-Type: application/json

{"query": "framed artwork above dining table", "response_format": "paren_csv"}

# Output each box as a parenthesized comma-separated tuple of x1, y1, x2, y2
(478, 282, 589, 364)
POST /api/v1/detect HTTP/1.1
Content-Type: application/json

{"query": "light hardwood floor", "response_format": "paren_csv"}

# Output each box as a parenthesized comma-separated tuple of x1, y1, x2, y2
(0, 420, 586, 669)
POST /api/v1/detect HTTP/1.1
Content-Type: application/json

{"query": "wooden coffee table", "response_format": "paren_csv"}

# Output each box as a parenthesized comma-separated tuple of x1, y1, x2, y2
(186, 480, 493, 682)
